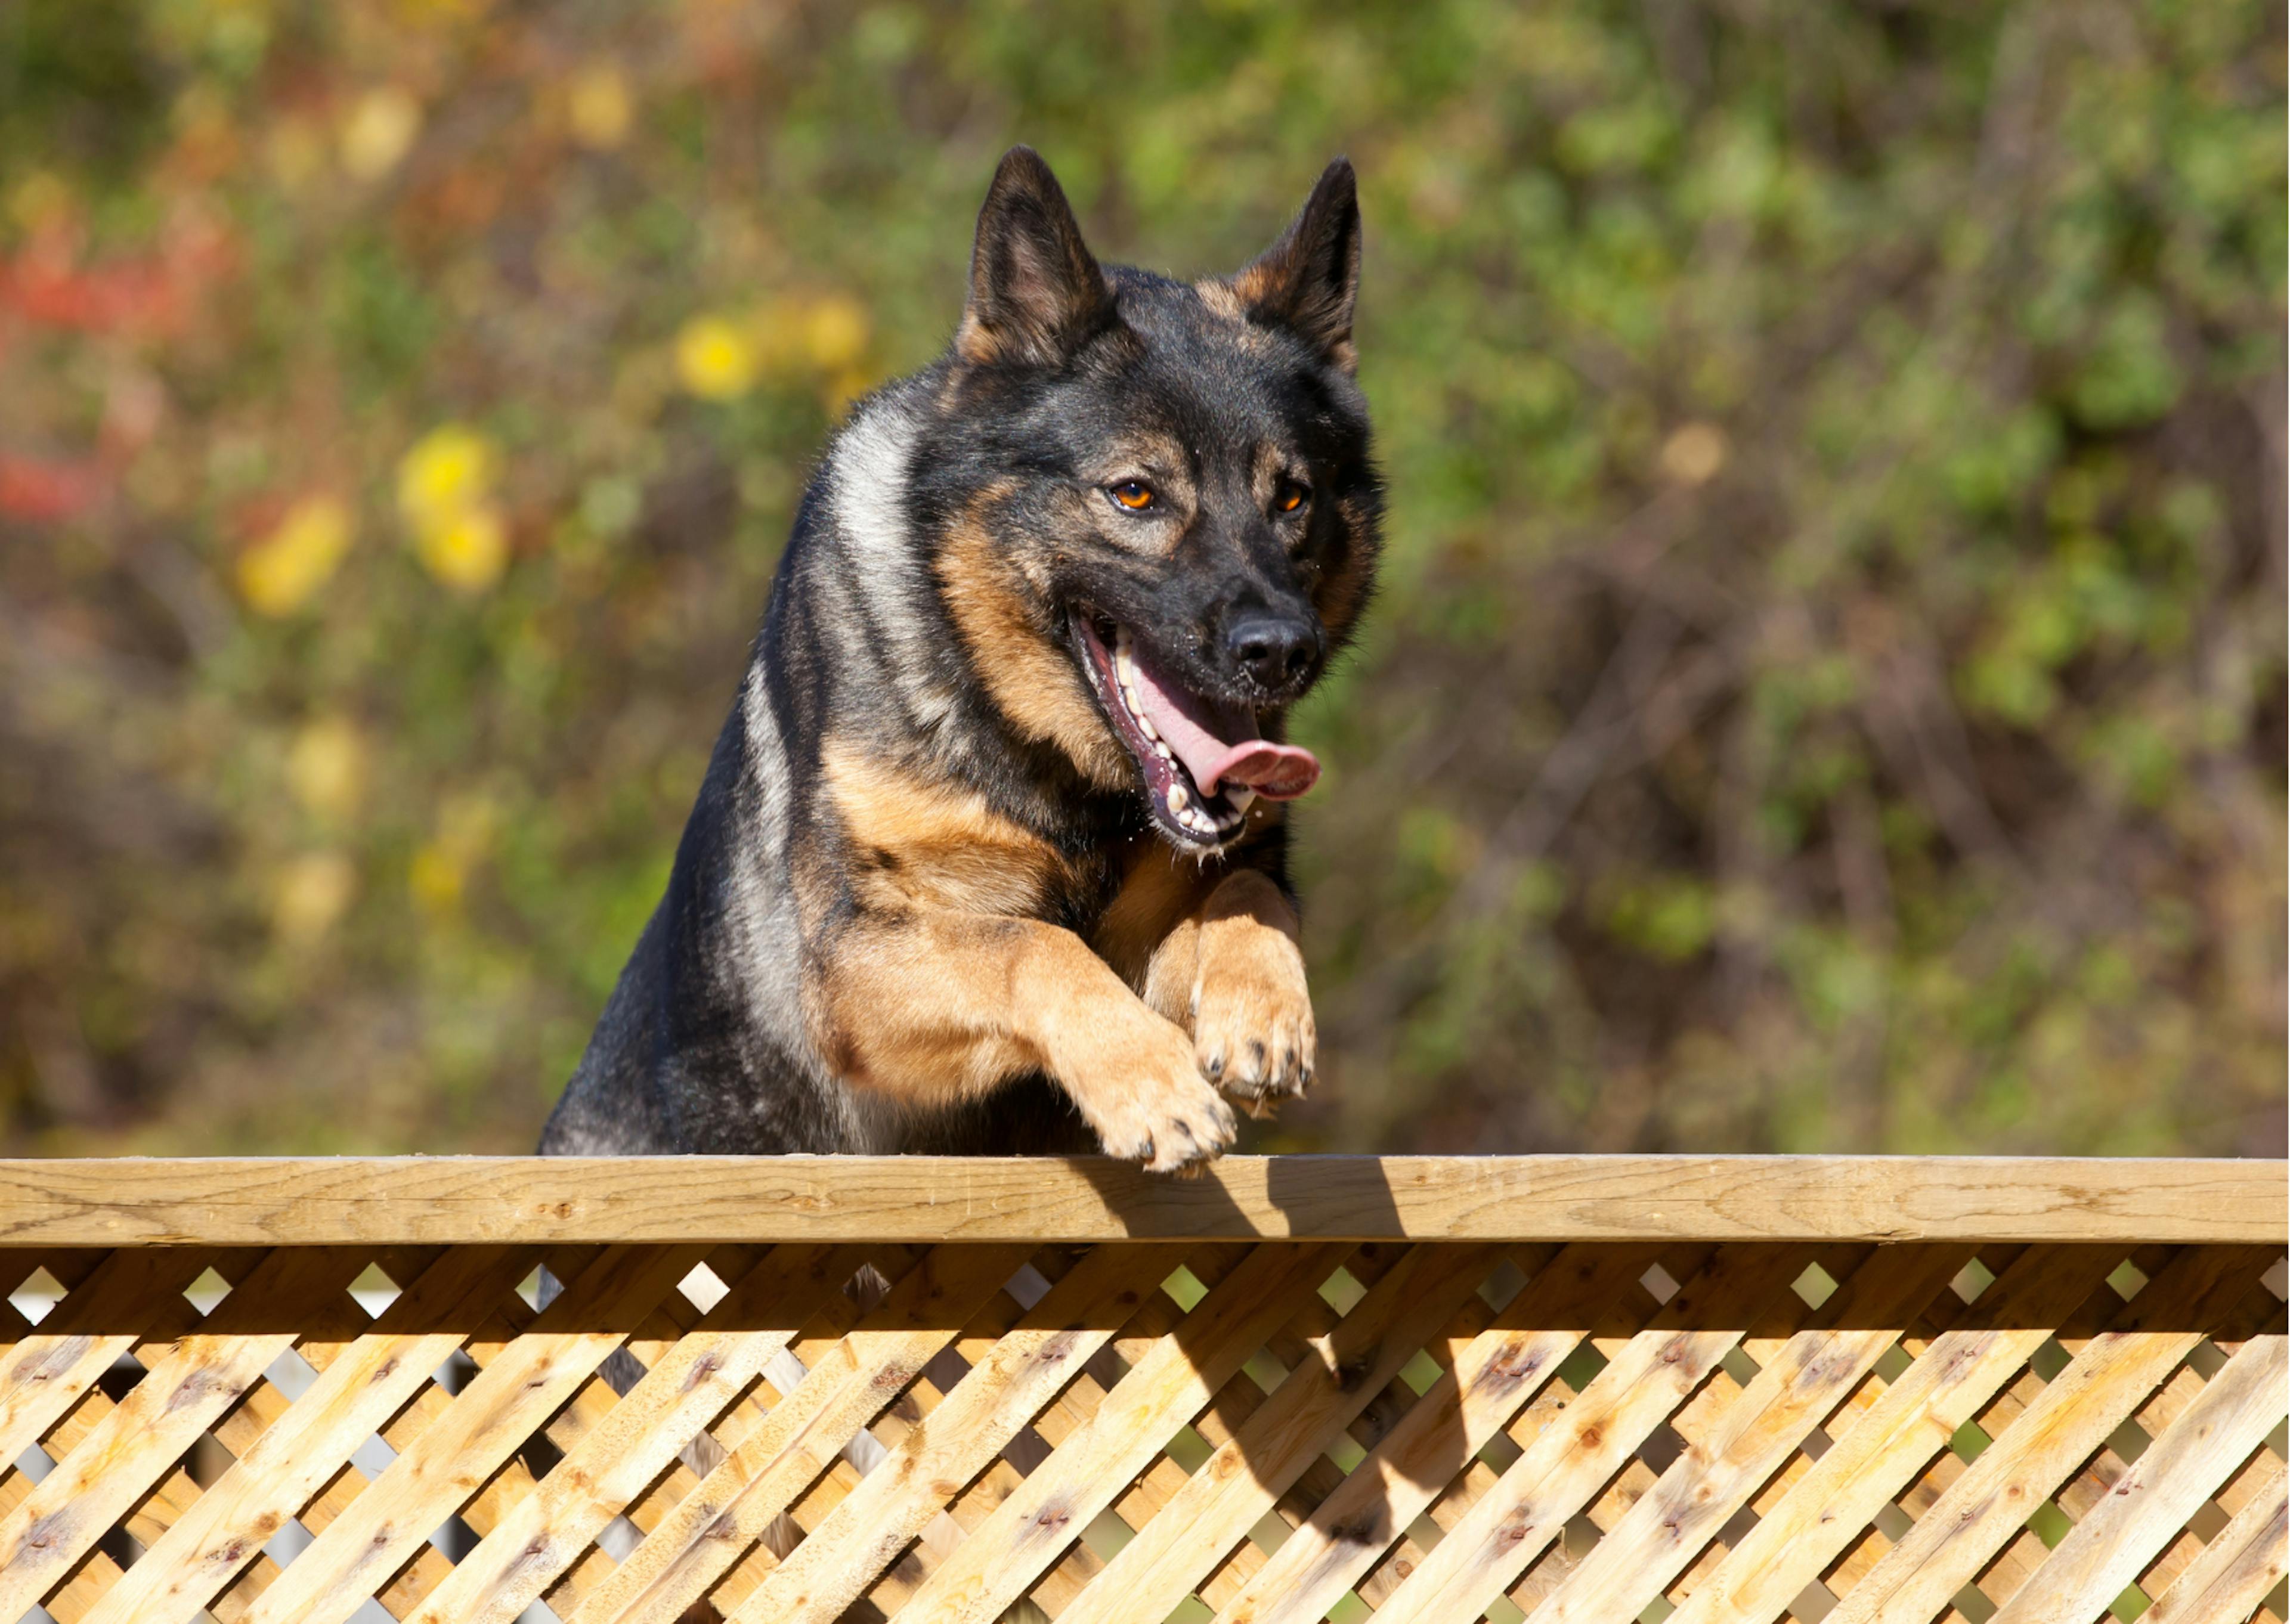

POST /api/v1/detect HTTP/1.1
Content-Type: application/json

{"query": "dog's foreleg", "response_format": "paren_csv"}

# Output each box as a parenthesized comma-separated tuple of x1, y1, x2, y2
(820, 910, 1237, 1171)
(1141, 869, 1316, 1116)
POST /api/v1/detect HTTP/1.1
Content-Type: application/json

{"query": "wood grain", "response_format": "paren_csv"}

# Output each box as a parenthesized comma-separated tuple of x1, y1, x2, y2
(0, 1155, 2279, 1245)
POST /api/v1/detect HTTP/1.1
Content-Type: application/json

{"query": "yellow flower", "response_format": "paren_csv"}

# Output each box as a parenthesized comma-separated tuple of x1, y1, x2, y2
(339, 86, 422, 181)
(287, 718, 368, 820)
(239, 495, 354, 616)
(417, 505, 509, 592)
(567, 63, 633, 150)
(676, 315, 757, 401)
(274, 851, 357, 943)
(397, 424, 496, 533)
(801, 294, 871, 373)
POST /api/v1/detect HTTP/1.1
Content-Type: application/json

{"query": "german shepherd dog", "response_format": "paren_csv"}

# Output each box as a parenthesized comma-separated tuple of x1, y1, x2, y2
(541, 148, 1379, 1172)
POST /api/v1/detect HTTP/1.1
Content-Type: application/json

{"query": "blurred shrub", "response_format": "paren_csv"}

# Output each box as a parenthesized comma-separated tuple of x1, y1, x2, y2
(0, 0, 2279, 1155)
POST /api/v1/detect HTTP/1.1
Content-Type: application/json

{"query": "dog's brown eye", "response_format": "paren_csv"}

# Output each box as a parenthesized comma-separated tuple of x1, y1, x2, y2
(1108, 481, 1156, 512)
(1276, 479, 1310, 514)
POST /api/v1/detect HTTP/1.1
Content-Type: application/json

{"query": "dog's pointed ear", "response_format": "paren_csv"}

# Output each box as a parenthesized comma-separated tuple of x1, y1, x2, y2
(1230, 158, 1361, 373)
(958, 147, 1113, 368)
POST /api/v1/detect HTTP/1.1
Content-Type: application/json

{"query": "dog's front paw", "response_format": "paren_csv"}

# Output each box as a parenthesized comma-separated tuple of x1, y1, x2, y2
(1193, 927, 1316, 1117)
(1058, 1012, 1239, 1173)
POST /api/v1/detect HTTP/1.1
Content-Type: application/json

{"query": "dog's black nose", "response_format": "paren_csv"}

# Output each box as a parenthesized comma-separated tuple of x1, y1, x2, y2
(1226, 612, 1319, 691)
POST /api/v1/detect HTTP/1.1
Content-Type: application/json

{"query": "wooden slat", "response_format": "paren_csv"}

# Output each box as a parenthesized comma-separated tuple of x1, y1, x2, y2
(1666, 1244, 2124, 1624)
(0, 1246, 364, 1619)
(0, 1156, 2278, 1244)
(564, 1242, 1033, 1624)
(892, 1240, 1354, 1624)
(235, 1242, 708, 1624)
(0, 1247, 214, 1465)
(720, 1242, 1187, 1624)
(402, 1242, 857, 1624)
(1056, 1241, 1518, 1624)
(1211, 1243, 1666, 1624)
(2140, 1458, 2288, 1624)
(1989, 1329, 2288, 1623)
(1521, 1245, 1974, 1623)
(1364, 1244, 1812, 1624)
(1824, 1245, 2280, 1624)
(78, 1244, 534, 1624)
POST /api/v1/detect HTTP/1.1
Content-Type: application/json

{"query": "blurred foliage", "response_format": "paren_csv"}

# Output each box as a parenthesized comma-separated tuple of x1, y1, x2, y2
(0, 0, 2280, 1157)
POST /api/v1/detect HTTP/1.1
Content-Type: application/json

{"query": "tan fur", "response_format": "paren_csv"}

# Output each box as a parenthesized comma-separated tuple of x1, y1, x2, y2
(952, 311, 1002, 367)
(1313, 495, 1377, 641)
(1193, 278, 1248, 321)
(823, 740, 1070, 917)
(937, 516, 1133, 791)
(819, 908, 1238, 1171)
(1144, 868, 1315, 1112)
(1092, 838, 1223, 991)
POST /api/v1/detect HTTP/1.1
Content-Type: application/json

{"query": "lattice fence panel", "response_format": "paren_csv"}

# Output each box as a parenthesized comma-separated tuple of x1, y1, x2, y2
(2, 1238, 2282, 1624)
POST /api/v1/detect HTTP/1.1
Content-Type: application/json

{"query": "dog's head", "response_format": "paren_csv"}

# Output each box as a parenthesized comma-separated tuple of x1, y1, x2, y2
(925, 146, 1381, 853)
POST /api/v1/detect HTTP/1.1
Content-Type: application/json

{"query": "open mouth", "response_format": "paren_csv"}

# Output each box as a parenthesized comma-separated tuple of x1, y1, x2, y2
(1074, 612, 1320, 850)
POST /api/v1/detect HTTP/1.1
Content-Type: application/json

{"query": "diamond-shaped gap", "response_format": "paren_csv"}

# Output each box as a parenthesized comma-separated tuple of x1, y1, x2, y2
(677, 1259, 729, 1315)
(999, 1420, 1054, 1476)
(1949, 1256, 1998, 1305)
(1792, 1260, 1840, 1310)
(186, 1428, 234, 1486)
(1873, 1498, 1915, 1541)
(7, 1263, 64, 1325)
(1872, 1338, 1915, 1385)
(1242, 1349, 1289, 1396)
(1477, 1424, 1524, 1474)
(266, 1343, 321, 1402)
(1161, 1422, 1215, 1476)
(1317, 1265, 1366, 1316)
(1478, 1254, 1530, 1315)
(427, 1509, 479, 1563)
(2106, 1257, 2151, 1302)
(2104, 1580, 2153, 1622)
(347, 1259, 403, 1319)
(1556, 1340, 1608, 1395)
(518, 1264, 553, 1313)
(1720, 1346, 1762, 1388)
(95, 1350, 147, 1402)
(2263, 1257, 2288, 1300)
(183, 1265, 234, 1316)
(1003, 1259, 1054, 1311)
(1395, 1346, 1444, 1397)
(13, 1440, 55, 1485)
(1949, 1578, 2000, 1622)
(1641, 1262, 1681, 1306)
(1787, 1576, 1842, 1621)
(2105, 1414, 2153, 1466)
(1162, 1264, 1210, 1313)
(1637, 1420, 1688, 1475)
(2028, 1335, 2074, 1383)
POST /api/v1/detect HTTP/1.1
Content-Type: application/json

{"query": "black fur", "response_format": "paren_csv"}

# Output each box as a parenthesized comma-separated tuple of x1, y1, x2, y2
(541, 148, 1379, 1161)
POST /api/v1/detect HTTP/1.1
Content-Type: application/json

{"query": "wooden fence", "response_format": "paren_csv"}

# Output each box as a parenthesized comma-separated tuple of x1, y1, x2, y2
(0, 1156, 2282, 1624)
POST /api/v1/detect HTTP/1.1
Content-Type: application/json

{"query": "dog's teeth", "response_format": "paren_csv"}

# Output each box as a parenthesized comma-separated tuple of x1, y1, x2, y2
(1153, 740, 1174, 760)
(1166, 783, 1190, 814)
(1229, 787, 1257, 813)
(1135, 709, 1159, 740)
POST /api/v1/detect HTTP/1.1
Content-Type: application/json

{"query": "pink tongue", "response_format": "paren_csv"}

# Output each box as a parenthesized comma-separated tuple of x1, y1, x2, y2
(1125, 643, 1321, 800)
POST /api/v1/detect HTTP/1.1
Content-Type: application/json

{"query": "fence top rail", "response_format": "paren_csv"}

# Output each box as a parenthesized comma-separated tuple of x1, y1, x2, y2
(0, 1154, 2279, 1247)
